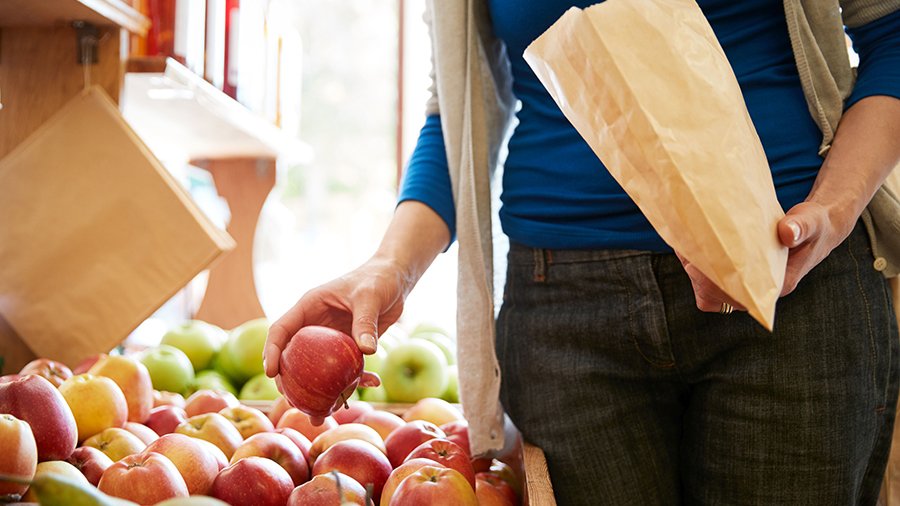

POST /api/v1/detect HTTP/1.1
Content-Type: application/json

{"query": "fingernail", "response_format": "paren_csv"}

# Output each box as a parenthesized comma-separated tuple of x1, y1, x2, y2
(360, 333, 376, 352)
(788, 221, 801, 243)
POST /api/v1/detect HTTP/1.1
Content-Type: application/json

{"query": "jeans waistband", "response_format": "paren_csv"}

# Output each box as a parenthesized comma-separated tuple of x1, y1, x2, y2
(507, 241, 661, 266)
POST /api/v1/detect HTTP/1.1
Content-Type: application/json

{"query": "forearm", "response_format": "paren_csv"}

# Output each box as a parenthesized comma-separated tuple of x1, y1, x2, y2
(371, 200, 451, 297)
(806, 96, 900, 234)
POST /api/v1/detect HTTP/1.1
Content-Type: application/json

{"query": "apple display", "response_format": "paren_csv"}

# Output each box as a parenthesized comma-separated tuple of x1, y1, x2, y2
(287, 472, 367, 506)
(185, 389, 240, 417)
(84, 428, 147, 462)
(161, 320, 226, 371)
(19, 358, 73, 387)
(273, 428, 312, 464)
(230, 432, 309, 485)
(278, 326, 365, 418)
(175, 413, 243, 458)
(476, 472, 518, 506)
(389, 465, 477, 505)
(0, 414, 37, 498)
(98, 452, 189, 504)
(21, 460, 89, 502)
(402, 397, 463, 426)
(66, 446, 113, 486)
(405, 438, 475, 490)
(0, 374, 77, 460)
(442, 365, 459, 403)
(332, 400, 374, 425)
(218, 405, 274, 439)
(308, 423, 386, 462)
(88, 355, 154, 423)
(219, 318, 269, 384)
(268, 396, 292, 425)
(358, 410, 405, 441)
(210, 456, 293, 506)
(139, 345, 195, 394)
(384, 420, 446, 467)
(153, 390, 186, 408)
(381, 340, 447, 402)
(124, 422, 159, 445)
(188, 370, 237, 397)
(379, 457, 443, 506)
(411, 332, 457, 365)
(239, 373, 281, 401)
(59, 374, 127, 443)
(276, 408, 338, 441)
(145, 433, 222, 495)
(312, 440, 392, 502)
(439, 420, 471, 457)
(145, 405, 188, 436)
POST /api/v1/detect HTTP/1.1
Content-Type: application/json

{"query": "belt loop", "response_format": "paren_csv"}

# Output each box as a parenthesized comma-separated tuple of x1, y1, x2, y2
(533, 248, 547, 282)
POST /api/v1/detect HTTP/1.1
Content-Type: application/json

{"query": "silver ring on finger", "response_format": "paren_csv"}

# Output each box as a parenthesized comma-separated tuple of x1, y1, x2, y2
(719, 302, 734, 315)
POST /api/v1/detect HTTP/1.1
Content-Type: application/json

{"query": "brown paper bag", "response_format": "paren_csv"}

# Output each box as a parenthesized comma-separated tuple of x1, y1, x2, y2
(524, 0, 787, 329)
(0, 87, 234, 367)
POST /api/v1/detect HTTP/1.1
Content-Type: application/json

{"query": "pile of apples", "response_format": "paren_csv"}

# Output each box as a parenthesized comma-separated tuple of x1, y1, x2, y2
(0, 357, 521, 505)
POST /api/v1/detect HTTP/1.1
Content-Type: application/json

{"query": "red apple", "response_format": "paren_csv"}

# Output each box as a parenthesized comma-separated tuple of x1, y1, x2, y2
(145, 433, 222, 495)
(230, 432, 309, 485)
(380, 458, 443, 506)
(66, 446, 113, 486)
(88, 355, 154, 423)
(273, 428, 312, 465)
(153, 390, 187, 409)
(277, 408, 338, 441)
(278, 326, 365, 418)
(145, 405, 188, 436)
(390, 465, 477, 505)
(218, 405, 274, 439)
(0, 374, 77, 460)
(124, 422, 159, 445)
(384, 420, 446, 468)
(476, 472, 518, 505)
(268, 396, 292, 425)
(358, 410, 405, 441)
(405, 439, 475, 490)
(0, 414, 38, 498)
(439, 420, 471, 457)
(332, 400, 374, 424)
(402, 398, 463, 427)
(210, 456, 293, 506)
(312, 440, 391, 502)
(288, 471, 368, 506)
(184, 389, 240, 417)
(19, 358, 73, 388)
(308, 423, 386, 462)
(83, 427, 147, 461)
(195, 438, 230, 471)
(98, 452, 189, 504)
(72, 353, 106, 375)
(472, 457, 493, 473)
(489, 460, 523, 497)
(175, 413, 243, 458)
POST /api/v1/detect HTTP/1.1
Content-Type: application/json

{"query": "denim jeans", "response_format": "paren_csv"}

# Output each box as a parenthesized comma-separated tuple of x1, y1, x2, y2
(496, 224, 899, 505)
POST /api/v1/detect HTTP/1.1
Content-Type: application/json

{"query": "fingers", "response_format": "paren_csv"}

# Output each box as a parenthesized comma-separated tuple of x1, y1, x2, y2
(359, 371, 381, 388)
(683, 262, 745, 313)
(350, 299, 380, 355)
(778, 202, 824, 248)
(265, 302, 307, 377)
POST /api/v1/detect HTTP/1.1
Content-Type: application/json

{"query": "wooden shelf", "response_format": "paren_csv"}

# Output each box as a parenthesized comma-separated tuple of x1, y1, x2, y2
(0, 0, 150, 36)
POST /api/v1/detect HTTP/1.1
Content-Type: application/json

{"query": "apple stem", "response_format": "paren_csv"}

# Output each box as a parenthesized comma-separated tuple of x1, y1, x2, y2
(332, 470, 345, 501)
(365, 483, 374, 506)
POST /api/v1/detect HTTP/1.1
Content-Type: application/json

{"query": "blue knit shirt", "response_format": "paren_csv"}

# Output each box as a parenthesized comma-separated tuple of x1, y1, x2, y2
(398, 1, 900, 251)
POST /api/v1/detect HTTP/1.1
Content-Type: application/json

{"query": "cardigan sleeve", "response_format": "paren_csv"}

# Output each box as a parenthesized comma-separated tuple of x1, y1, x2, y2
(845, 7, 900, 108)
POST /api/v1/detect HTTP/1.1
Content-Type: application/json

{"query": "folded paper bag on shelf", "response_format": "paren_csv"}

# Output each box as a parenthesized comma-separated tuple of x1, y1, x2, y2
(0, 87, 234, 369)
(524, 0, 788, 329)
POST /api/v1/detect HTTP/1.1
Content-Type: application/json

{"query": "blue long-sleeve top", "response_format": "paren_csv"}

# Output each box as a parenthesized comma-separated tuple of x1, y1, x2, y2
(398, 1, 900, 251)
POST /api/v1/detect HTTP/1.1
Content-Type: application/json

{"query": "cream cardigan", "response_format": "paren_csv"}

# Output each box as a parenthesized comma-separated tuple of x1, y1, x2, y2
(423, 0, 900, 455)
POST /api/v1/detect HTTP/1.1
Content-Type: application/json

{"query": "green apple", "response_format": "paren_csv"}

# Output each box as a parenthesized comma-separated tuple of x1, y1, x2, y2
(411, 332, 456, 365)
(218, 318, 269, 384)
(409, 323, 450, 339)
(213, 347, 243, 386)
(364, 347, 388, 376)
(140, 345, 195, 394)
(381, 340, 448, 403)
(377, 330, 403, 353)
(188, 369, 237, 396)
(359, 384, 388, 403)
(160, 320, 227, 371)
(442, 364, 459, 403)
(239, 373, 281, 401)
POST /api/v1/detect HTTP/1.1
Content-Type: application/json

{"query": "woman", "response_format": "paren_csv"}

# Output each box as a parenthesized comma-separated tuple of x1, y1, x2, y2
(266, 0, 900, 503)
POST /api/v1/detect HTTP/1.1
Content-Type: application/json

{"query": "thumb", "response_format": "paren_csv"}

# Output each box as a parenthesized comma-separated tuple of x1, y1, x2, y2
(351, 301, 379, 355)
(778, 203, 820, 248)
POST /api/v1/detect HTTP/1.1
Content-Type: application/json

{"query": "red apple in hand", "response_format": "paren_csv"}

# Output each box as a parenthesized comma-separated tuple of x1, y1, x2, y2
(211, 456, 293, 506)
(145, 433, 222, 495)
(19, 358, 73, 387)
(390, 465, 477, 505)
(405, 439, 475, 490)
(312, 440, 392, 502)
(67, 446, 114, 486)
(98, 452, 189, 504)
(277, 408, 338, 441)
(288, 471, 368, 506)
(185, 389, 240, 417)
(231, 432, 309, 486)
(384, 420, 445, 468)
(380, 458, 443, 506)
(0, 414, 38, 498)
(278, 326, 371, 419)
(145, 405, 188, 436)
(0, 374, 78, 461)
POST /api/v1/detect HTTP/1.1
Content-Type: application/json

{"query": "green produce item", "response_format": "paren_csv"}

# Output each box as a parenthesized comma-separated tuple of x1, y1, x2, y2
(409, 323, 450, 339)
(411, 332, 457, 365)
(30, 473, 139, 506)
(359, 384, 388, 402)
(140, 345, 195, 395)
(188, 369, 238, 396)
(239, 373, 281, 401)
(442, 364, 459, 403)
(160, 320, 226, 371)
(218, 318, 269, 384)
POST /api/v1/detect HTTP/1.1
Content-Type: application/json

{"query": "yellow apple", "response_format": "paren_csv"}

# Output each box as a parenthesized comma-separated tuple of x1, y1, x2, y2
(88, 355, 154, 424)
(402, 397, 464, 427)
(175, 413, 243, 458)
(59, 374, 128, 442)
(84, 427, 147, 461)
